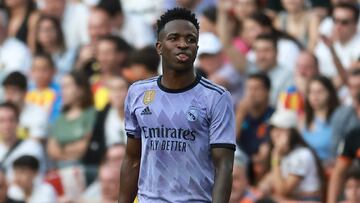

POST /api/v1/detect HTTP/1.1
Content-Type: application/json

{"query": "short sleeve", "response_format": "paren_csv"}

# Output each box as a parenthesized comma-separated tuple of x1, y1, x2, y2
(124, 86, 141, 139)
(209, 91, 236, 150)
(340, 131, 357, 159)
(286, 148, 314, 177)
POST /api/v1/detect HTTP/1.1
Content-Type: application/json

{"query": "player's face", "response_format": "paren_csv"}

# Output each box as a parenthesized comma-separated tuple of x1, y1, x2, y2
(156, 20, 198, 72)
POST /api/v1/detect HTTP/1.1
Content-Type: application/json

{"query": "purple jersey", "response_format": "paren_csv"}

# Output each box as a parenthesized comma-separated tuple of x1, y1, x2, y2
(125, 74, 236, 202)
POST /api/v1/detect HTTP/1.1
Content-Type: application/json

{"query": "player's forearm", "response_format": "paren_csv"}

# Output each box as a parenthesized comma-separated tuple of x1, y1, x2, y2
(118, 155, 140, 203)
(212, 159, 233, 203)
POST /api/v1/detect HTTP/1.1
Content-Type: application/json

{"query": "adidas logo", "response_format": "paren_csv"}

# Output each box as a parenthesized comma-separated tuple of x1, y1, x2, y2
(141, 106, 152, 115)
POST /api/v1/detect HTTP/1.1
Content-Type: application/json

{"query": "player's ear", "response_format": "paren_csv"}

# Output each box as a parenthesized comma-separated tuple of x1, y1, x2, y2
(156, 41, 162, 55)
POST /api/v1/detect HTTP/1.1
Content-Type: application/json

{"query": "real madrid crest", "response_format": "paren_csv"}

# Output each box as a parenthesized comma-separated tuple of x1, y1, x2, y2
(186, 107, 198, 122)
(143, 90, 156, 105)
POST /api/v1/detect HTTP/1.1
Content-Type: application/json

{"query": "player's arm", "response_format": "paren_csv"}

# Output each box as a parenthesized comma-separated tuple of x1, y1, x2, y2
(327, 157, 352, 203)
(211, 147, 234, 203)
(119, 137, 141, 203)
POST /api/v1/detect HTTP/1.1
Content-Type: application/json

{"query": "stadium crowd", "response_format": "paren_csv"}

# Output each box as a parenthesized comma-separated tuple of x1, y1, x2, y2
(0, 0, 359, 202)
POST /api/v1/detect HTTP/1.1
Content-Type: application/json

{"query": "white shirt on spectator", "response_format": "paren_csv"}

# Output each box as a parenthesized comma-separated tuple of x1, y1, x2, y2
(314, 34, 360, 77)
(0, 38, 32, 78)
(8, 182, 57, 203)
(105, 108, 126, 146)
(62, 2, 90, 49)
(281, 146, 320, 194)
(121, 0, 164, 25)
(20, 104, 48, 139)
(116, 14, 155, 49)
(0, 139, 46, 181)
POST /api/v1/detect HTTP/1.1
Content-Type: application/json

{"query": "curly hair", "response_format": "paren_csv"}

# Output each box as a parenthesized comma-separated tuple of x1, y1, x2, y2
(156, 7, 199, 36)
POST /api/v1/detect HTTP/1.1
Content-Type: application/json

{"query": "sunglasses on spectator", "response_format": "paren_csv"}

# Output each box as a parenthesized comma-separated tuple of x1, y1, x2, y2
(333, 18, 354, 25)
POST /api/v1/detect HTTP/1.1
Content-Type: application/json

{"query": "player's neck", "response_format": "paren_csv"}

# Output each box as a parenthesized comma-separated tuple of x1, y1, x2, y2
(161, 68, 196, 90)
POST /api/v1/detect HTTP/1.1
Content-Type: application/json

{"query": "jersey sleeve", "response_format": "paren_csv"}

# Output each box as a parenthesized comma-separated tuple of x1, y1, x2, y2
(124, 85, 141, 139)
(209, 91, 236, 150)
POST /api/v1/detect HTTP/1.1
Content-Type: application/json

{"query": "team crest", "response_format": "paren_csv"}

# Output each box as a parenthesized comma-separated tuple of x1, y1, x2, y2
(143, 90, 156, 105)
(186, 107, 198, 122)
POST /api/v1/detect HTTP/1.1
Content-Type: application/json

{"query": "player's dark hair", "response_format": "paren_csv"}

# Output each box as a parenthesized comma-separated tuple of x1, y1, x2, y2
(98, 35, 133, 53)
(202, 6, 217, 23)
(248, 73, 271, 91)
(333, 2, 360, 23)
(0, 102, 20, 121)
(33, 52, 56, 69)
(156, 7, 199, 36)
(128, 46, 160, 74)
(304, 76, 339, 129)
(255, 34, 278, 50)
(13, 155, 39, 172)
(2, 71, 27, 91)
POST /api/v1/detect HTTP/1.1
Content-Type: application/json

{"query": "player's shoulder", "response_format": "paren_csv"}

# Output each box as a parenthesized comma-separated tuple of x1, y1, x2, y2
(198, 76, 227, 96)
(129, 76, 159, 91)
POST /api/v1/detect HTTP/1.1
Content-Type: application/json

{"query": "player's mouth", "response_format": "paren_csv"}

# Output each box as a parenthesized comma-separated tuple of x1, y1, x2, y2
(176, 53, 191, 63)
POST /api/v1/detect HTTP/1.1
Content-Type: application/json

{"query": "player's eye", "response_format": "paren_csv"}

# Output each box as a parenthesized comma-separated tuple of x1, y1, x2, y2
(187, 37, 196, 43)
(168, 36, 177, 41)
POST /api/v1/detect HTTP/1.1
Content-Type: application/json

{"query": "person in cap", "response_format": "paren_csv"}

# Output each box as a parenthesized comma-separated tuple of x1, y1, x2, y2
(258, 109, 325, 202)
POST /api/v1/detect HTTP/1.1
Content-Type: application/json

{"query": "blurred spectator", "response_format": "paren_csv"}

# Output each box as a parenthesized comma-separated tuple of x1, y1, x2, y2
(165, 0, 217, 15)
(120, 0, 164, 26)
(41, 0, 90, 48)
(98, 0, 155, 49)
(277, 51, 319, 113)
(0, 167, 21, 203)
(331, 69, 360, 154)
(83, 77, 128, 167)
(7, 155, 56, 203)
(82, 144, 125, 203)
(328, 127, 360, 203)
(92, 35, 132, 110)
(3, 0, 40, 51)
(0, 102, 46, 181)
(26, 52, 62, 122)
(230, 149, 258, 203)
(235, 73, 274, 168)
(199, 6, 217, 34)
(35, 15, 77, 83)
(122, 46, 159, 83)
(218, 9, 301, 71)
(342, 167, 360, 203)
(2, 72, 48, 140)
(0, 10, 32, 83)
(302, 76, 339, 165)
(315, 3, 360, 78)
(46, 72, 95, 170)
(242, 34, 294, 106)
(258, 109, 325, 201)
(274, 0, 320, 50)
(319, 0, 360, 40)
(75, 6, 111, 76)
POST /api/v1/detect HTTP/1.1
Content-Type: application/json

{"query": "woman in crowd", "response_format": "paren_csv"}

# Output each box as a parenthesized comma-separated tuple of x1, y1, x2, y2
(4, 0, 39, 50)
(47, 71, 96, 174)
(302, 76, 339, 165)
(274, 0, 319, 51)
(35, 15, 78, 83)
(259, 109, 325, 202)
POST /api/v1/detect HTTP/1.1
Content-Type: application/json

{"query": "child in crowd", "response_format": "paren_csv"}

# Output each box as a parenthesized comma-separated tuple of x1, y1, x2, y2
(7, 155, 57, 203)
(342, 167, 360, 203)
(26, 52, 62, 122)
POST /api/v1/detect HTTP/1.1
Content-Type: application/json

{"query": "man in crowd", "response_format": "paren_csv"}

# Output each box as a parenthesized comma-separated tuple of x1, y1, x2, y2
(2, 72, 48, 140)
(315, 3, 360, 78)
(277, 51, 320, 113)
(0, 102, 46, 180)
